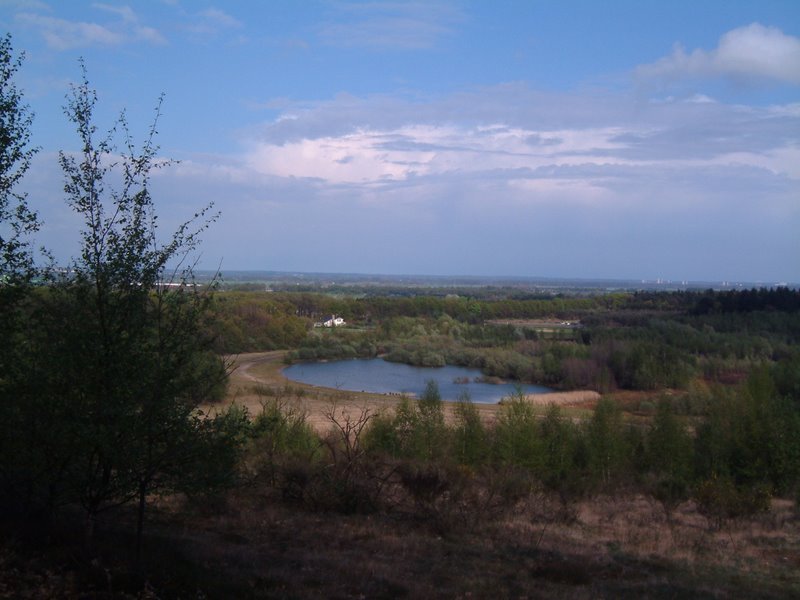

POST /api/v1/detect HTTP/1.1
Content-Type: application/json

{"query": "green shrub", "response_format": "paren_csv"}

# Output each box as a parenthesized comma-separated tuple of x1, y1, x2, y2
(585, 397, 631, 488)
(638, 400, 655, 415)
(694, 476, 771, 529)
(493, 392, 542, 471)
(249, 400, 321, 485)
(453, 394, 489, 467)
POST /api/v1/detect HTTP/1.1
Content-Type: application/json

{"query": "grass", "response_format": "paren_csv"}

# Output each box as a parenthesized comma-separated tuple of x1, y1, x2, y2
(6, 487, 796, 598)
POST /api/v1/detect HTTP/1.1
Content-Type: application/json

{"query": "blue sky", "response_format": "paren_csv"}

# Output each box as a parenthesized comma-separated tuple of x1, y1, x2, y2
(2, 0, 799, 282)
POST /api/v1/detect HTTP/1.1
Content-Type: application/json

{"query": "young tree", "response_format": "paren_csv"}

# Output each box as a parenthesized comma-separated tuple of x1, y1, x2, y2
(0, 35, 43, 513)
(539, 403, 584, 509)
(493, 390, 542, 471)
(0, 34, 38, 284)
(585, 397, 629, 487)
(9, 66, 246, 563)
(453, 392, 488, 467)
(645, 399, 693, 516)
(63, 65, 236, 533)
(415, 380, 447, 460)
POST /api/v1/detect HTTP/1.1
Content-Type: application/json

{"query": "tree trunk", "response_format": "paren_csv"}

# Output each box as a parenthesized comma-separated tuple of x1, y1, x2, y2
(135, 479, 147, 572)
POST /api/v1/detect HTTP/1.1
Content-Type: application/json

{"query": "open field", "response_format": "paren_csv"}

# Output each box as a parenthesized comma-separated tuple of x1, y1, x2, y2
(487, 318, 583, 329)
(168, 491, 796, 598)
(6, 483, 797, 598)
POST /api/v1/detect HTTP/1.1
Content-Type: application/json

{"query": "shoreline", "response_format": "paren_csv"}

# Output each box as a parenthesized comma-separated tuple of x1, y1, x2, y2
(218, 351, 598, 432)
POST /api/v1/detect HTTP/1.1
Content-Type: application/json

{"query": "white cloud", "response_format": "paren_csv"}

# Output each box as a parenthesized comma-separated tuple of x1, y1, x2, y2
(135, 25, 166, 45)
(183, 7, 243, 38)
(207, 84, 796, 278)
(198, 8, 242, 29)
(16, 5, 166, 50)
(318, 1, 463, 49)
(93, 3, 136, 23)
(637, 23, 800, 85)
(243, 122, 636, 185)
(242, 85, 799, 194)
(17, 13, 123, 49)
(506, 177, 614, 206)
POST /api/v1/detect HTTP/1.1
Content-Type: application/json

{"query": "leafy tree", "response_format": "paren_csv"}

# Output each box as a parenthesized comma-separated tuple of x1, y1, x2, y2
(0, 35, 45, 513)
(585, 397, 629, 487)
(49, 67, 245, 552)
(249, 399, 321, 486)
(363, 395, 418, 458)
(646, 400, 693, 481)
(413, 380, 447, 460)
(694, 370, 800, 496)
(645, 399, 693, 514)
(362, 383, 448, 462)
(453, 392, 488, 466)
(0, 64, 247, 569)
(539, 403, 585, 507)
(493, 390, 542, 471)
(0, 34, 38, 285)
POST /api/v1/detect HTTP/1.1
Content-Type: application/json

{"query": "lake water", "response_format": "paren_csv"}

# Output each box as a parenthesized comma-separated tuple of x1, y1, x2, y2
(283, 358, 553, 404)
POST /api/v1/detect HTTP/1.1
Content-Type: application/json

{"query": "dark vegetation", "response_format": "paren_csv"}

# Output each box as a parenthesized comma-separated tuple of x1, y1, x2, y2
(245, 377, 800, 523)
(1, 38, 799, 597)
(0, 42, 247, 588)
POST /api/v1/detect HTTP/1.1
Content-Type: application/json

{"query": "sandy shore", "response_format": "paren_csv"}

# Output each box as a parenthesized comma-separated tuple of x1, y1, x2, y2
(523, 390, 601, 406)
(218, 351, 597, 432)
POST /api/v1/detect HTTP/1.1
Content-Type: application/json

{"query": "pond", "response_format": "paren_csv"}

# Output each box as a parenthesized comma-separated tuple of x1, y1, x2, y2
(283, 358, 553, 404)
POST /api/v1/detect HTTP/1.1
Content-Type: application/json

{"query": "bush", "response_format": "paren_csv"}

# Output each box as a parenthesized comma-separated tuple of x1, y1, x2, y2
(453, 395, 489, 466)
(249, 400, 321, 486)
(694, 476, 771, 529)
(493, 392, 542, 471)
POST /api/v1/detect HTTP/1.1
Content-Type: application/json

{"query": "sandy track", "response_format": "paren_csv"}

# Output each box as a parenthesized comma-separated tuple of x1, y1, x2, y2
(230, 351, 285, 383)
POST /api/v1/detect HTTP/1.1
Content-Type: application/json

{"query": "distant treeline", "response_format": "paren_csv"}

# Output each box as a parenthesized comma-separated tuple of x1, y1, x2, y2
(211, 287, 799, 335)
(691, 287, 800, 314)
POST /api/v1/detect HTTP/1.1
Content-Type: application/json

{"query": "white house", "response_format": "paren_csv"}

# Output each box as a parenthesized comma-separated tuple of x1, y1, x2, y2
(316, 315, 345, 328)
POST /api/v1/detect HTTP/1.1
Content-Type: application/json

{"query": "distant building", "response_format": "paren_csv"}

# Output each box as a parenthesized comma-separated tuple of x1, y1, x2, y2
(315, 315, 346, 328)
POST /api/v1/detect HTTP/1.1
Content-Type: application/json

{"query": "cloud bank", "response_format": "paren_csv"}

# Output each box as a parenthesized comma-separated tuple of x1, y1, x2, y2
(318, 1, 464, 49)
(16, 5, 165, 49)
(637, 23, 800, 85)
(152, 82, 798, 281)
(12, 12, 799, 282)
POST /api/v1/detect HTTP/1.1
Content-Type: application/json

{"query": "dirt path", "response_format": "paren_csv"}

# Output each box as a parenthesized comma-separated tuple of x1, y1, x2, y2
(230, 351, 286, 384)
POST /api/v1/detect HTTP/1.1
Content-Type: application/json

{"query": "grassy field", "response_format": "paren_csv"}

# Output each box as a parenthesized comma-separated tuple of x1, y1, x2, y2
(6, 481, 797, 598)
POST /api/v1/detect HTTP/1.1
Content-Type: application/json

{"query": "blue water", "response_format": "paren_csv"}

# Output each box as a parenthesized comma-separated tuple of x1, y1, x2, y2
(283, 358, 553, 404)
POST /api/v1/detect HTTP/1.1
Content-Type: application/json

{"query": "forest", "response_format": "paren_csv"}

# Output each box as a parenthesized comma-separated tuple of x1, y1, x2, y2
(2, 38, 800, 597)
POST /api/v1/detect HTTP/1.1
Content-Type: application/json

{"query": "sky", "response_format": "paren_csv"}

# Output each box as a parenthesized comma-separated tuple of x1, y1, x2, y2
(1, 0, 799, 283)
